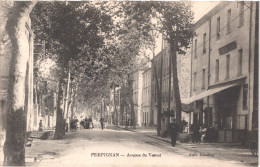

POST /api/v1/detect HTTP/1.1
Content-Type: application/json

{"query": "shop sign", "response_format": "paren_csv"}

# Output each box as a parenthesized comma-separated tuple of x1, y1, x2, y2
(218, 41, 237, 55)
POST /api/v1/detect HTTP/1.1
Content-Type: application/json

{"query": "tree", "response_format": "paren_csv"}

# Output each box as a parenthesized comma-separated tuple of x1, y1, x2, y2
(31, 1, 113, 139)
(158, 2, 194, 124)
(3, 1, 38, 165)
(118, 2, 194, 126)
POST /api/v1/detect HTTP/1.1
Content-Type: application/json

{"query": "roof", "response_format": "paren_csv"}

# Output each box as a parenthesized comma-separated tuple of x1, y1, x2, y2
(152, 47, 169, 61)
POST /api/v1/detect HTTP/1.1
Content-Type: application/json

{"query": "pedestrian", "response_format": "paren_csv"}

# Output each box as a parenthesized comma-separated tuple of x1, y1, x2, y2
(89, 117, 94, 129)
(85, 118, 90, 129)
(39, 120, 43, 131)
(100, 117, 104, 130)
(169, 118, 178, 147)
(192, 123, 200, 143)
(127, 119, 130, 127)
(199, 125, 207, 144)
(130, 119, 133, 128)
(65, 117, 70, 132)
(80, 119, 85, 130)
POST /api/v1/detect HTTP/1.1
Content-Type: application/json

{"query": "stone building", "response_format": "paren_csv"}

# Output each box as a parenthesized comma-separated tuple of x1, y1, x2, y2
(150, 46, 190, 129)
(133, 70, 144, 126)
(141, 68, 151, 127)
(183, 2, 258, 142)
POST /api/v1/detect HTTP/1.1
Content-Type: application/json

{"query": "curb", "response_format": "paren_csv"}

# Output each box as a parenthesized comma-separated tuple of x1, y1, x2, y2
(116, 126, 172, 144)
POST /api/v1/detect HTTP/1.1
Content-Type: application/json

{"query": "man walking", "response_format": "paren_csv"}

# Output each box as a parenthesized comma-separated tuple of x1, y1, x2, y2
(170, 118, 178, 147)
(100, 117, 104, 130)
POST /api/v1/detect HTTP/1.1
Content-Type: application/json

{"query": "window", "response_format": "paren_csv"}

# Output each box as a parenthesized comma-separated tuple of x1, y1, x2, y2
(202, 69, 206, 89)
(203, 33, 206, 54)
(193, 72, 197, 90)
(194, 39, 197, 58)
(243, 84, 248, 110)
(226, 54, 230, 79)
(239, 2, 244, 27)
(217, 17, 220, 40)
(227, 9, 231, 34)
(238, 49, 243, 76)
(215, 59, 219, 82)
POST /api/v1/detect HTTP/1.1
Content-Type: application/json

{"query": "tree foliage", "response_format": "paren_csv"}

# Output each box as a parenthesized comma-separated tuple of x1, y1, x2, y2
(31, 1, 113, 66)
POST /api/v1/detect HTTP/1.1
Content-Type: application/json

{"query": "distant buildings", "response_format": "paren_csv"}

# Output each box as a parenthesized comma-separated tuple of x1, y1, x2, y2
(133, 70, 144, 126)
(150, 47, 189, 129)
(183, 2, 258, 142)
(142, 68, 151, 127)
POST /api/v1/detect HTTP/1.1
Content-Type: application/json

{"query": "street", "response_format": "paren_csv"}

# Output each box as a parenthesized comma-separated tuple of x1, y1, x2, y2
(22, 126, 258, 167)
(0, 2, 259, 166)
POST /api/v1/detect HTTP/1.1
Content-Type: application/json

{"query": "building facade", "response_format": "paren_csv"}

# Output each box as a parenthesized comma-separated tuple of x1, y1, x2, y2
(183, 2, 258, 142)
(133, 70, 144, 126)
(142, 68, 151, 127)
(150, 46, 190, 129)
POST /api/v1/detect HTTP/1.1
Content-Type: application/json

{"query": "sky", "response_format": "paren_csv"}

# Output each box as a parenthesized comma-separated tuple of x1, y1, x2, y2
(192, 1, 221, 22)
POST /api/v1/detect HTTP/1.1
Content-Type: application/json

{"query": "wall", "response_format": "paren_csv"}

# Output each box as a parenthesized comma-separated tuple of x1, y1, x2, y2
(190, 2, 258, 132)
(151, 46, 190, 125)
(142, 68, 151, 126)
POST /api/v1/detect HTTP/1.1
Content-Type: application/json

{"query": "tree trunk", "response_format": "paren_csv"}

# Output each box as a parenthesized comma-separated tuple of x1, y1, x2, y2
(4, 1, 37, 165)
(127, 76, 136, 129)
(71, 83, 78, 119)
(113, 86, 118, 125)
(170, 42, 182, 124)
(167, 48, 172, 131)
(64, 67, 70, 119)
(158, 56, 163, 136)
(70, 87, 76, 119)
(100, 99, 103, 119)
(54, 78, 65, 140)
(151, 60, 162, 136)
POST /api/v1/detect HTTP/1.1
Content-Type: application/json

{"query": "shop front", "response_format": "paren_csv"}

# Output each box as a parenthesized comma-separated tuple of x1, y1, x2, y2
(182, 81, 247, 143)
(214, 85, 247, 143)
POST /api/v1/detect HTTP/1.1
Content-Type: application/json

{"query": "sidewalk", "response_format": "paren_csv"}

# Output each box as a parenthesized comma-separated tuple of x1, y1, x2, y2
(116, 125, 258, 166)
(117, 125, 248, 147)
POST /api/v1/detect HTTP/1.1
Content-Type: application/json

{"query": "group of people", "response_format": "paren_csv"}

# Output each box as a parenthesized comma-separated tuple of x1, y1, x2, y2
(169, 119, 210, 147)
(65, 117, 79, 131)
(80, 117, 94, 129)
(70, 117, 79, 131)
(191, 124, 209, 144)
(126, 119, 133, 127)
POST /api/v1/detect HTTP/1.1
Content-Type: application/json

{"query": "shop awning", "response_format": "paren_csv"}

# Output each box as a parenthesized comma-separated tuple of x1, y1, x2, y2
(182, 82, 240, 105)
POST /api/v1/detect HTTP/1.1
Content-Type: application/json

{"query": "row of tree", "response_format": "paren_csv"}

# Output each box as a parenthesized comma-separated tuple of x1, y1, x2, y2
(2, 1, 194, 165)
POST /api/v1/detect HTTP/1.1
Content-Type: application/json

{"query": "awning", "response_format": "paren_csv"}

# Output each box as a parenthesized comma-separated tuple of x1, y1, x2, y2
(182, 82, 240, 105)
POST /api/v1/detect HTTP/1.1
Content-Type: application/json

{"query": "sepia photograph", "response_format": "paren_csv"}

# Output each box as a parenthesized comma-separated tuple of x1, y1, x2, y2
(0, 1, 259, 166)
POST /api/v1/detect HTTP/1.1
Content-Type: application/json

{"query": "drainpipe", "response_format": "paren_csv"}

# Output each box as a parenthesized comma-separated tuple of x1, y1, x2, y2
(252, 2, 259, 129)
(189, 37, 193, 133)
(207, 19, 211, 128)
(248, 2, 253, 131)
